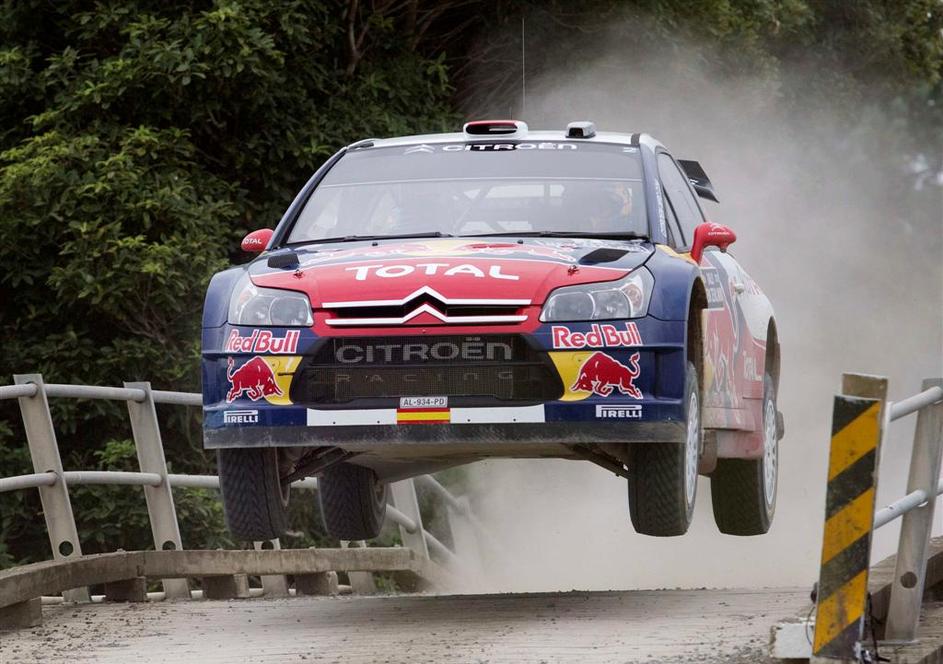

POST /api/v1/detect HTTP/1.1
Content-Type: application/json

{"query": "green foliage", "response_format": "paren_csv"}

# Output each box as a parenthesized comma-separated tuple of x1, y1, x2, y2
(0, 0, 460, 393)
(0, 0, 461, 566)
(0, 434, 34, 567)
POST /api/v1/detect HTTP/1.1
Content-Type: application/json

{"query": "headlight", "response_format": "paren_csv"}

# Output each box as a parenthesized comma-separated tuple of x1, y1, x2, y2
(540, 268, 653, 322)
(228, 273, 313, 326)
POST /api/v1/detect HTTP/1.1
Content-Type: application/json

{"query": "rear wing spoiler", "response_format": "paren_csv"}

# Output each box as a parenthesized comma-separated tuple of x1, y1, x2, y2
(678, 159, 719, 203)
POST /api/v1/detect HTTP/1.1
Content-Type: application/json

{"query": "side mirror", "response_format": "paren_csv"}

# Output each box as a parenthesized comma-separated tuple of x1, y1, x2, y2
(691, 222, 736, 264)
(241, 228, 273, 253)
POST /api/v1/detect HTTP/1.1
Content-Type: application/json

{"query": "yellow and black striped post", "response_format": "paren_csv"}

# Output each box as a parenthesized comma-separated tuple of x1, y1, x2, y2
(812, 374, 887, 661)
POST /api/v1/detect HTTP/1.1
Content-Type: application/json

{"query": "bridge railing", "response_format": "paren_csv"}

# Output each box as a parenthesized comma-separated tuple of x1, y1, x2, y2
(808, 374, 943, 661)
(0, 373, 488, 606)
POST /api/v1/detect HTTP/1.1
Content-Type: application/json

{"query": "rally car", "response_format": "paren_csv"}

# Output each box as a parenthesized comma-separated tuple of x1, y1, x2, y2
(202, 120, 782, 541)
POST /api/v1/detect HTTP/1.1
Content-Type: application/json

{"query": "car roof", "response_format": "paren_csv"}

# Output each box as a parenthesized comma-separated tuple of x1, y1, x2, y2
(348, 129, 665, 152)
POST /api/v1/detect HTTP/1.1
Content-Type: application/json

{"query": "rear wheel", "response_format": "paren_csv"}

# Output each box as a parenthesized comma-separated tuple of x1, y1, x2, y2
(318, 463, 388, 540)
(218, 447, 290, 541)
(628, 361, 701, 536)
(710, 374, 778, 535)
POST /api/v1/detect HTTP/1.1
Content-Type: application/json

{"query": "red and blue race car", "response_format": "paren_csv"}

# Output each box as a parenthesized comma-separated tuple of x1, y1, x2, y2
(202, 120, 782, 541)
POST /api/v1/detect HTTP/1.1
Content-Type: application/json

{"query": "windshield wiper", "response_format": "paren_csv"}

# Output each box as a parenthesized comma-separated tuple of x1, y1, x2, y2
(296, 231, 453, 245)
(465, 231, 648, 241)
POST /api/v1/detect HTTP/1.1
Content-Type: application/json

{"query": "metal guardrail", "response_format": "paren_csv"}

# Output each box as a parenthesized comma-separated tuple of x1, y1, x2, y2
(0, 373, 488, 610)
(807, 375, 943, 662)
(872, 385, 943, 530)
(0, 382, 202, 406)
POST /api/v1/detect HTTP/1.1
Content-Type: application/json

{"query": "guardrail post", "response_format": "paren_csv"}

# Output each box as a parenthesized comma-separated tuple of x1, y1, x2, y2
(253, 539, 289, 597)
(884, 378, 943, 642)
(447, 496, 483, 576)
(124, 381, 190, 600)
(13, 374, 89, 603)
(389, 479, 429, 559)
(812, 373, 887, 662)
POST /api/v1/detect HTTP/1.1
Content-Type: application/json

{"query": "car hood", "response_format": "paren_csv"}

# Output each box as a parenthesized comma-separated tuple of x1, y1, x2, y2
(250, 238, 654, 308)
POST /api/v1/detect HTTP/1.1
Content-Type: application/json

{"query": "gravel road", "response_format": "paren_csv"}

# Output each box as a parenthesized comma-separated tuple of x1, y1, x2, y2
(0, 588, 807, 663)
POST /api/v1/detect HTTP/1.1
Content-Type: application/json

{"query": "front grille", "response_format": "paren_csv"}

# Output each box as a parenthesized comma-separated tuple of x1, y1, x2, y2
(323, 294, 526, 326)
(327, 302, 523, 320)
(290, 334, 562, 405)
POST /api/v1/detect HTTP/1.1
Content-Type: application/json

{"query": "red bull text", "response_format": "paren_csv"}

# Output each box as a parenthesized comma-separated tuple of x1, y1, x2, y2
(225, 329, 300, 354)
(552, 323, 643, 349)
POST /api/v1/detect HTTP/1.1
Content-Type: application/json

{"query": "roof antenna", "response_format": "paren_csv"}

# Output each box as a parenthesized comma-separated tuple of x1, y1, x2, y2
(520, 14, 526, 117)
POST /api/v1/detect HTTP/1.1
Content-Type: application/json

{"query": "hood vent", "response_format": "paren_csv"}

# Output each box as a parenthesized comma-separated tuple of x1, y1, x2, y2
(267, 251, 300, 269)
(579, 247, 630, 265)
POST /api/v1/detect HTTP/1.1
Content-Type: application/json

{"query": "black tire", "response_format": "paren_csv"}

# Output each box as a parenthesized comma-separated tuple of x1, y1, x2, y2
(217, 447, 289, 541)
(710, 374, 778, 535)
(628, 361, 701, 536)
(318, 463, 388, 540)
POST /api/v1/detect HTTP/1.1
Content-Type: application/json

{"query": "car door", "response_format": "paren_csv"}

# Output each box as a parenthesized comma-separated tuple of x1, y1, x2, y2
(657, 152, 743, 418)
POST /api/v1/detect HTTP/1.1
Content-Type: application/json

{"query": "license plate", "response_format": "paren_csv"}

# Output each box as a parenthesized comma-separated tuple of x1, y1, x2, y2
(399, 396, 448, 409)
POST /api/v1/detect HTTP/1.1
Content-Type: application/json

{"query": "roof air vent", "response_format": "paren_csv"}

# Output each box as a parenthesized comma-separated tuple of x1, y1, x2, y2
(463, 120, 528, 137)
(566, 121, 596, 138)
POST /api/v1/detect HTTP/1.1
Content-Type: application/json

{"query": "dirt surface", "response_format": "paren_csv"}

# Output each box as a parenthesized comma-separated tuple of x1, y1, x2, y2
(0, 588, 807, 663)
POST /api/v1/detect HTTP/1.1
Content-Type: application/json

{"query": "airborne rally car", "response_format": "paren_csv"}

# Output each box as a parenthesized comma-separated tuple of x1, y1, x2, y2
(202, 120, 782, 541)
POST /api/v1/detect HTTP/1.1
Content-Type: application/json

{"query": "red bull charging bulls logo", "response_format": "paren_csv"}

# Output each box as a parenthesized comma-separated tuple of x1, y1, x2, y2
(572, 351, 642, 399)
(226, 357, 283, 403)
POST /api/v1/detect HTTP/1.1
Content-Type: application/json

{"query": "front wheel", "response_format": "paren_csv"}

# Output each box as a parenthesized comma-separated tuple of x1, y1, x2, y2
(318, 463, 388, 541)
(217, 447, 290, 541)
(627, 361, 701, 537)
(710, 374, 778, 535)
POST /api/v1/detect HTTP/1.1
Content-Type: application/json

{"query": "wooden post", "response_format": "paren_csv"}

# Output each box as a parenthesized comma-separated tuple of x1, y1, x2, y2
(811, 373, 887, 661)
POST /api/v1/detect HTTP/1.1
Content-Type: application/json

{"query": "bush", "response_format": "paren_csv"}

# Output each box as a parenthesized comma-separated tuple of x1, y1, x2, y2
(0, 0, 461, 566)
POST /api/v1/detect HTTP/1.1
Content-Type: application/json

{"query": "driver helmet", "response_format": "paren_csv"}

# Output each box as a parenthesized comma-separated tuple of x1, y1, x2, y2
(560, 182, 633, 232)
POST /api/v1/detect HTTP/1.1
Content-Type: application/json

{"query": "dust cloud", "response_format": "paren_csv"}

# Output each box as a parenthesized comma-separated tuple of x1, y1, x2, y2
(458, 24, 943, 591)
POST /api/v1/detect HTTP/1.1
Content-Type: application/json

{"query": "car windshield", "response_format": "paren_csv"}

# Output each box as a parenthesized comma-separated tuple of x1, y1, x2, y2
(286, 142, 647, 244)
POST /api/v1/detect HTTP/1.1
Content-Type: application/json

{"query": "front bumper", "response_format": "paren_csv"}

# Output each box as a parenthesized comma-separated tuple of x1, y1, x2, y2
(202, 317, 689, 449)
(204, 413, 686, 449)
